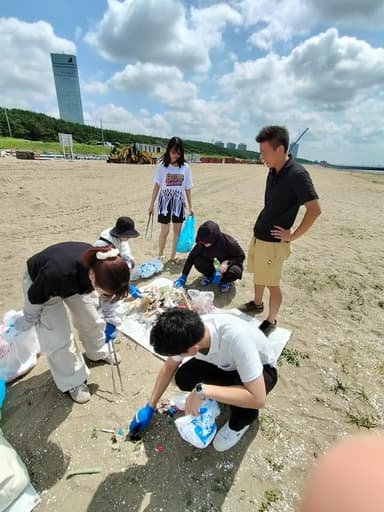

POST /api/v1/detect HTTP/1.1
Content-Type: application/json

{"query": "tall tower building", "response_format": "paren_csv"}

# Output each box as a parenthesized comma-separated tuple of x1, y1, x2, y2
(50, 53, 84, 124)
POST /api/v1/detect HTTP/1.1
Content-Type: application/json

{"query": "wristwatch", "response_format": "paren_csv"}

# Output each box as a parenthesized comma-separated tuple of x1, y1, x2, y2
(194, 382, 206, 400)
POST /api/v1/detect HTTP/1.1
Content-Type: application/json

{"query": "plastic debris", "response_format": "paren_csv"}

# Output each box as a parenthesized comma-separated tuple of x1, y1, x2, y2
(66, 468, 102, 479)
(155, 444, 164, 453)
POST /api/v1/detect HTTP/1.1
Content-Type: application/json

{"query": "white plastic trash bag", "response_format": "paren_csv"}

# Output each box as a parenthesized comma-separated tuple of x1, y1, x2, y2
(0, 311, 40, 383)
(0, 428, 40, 512)
(187, 289, 215, 314)
(175, 399, 220, 449)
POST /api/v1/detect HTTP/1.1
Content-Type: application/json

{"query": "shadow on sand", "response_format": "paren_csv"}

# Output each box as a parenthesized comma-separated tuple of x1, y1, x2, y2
(1, 368, 73, 490)
(87, 405, 259, 512)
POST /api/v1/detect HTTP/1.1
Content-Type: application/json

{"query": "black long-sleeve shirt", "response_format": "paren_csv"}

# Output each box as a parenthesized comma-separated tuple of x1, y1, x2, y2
(182, 221, 245, 277)
(27, 242, 93, 304)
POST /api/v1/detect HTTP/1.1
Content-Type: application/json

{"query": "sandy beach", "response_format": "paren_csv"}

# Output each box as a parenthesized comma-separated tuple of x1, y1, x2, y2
(1, 156, 383, 511)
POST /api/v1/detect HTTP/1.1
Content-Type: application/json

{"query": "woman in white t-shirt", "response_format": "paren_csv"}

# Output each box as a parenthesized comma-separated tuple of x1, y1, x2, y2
(148, 137, 194, 261)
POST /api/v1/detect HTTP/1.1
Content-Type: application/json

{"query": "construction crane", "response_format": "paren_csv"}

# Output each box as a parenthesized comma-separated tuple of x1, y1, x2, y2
(289, 127, 309, 156)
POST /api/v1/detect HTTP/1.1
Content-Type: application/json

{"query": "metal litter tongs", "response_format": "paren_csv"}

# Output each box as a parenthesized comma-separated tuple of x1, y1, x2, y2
(108, 337, 124, 394)
(145, 213, 154, 239)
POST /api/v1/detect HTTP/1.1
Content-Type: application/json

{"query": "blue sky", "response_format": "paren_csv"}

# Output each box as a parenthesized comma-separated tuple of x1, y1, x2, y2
(1, 0, 384, 165)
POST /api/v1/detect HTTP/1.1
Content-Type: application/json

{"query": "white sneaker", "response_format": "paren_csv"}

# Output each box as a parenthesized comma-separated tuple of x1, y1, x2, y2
(213, 421, 250, 452)
(69, 383, 91, 404)
(101, 351, 122, 365)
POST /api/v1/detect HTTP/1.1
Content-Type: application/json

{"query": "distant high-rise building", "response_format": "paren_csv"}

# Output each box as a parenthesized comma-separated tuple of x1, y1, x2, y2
(238, 143, 247, 151)
(214, 141, 225, 148)
(51, 53, 84, 124)
(227, 142, 236, 149)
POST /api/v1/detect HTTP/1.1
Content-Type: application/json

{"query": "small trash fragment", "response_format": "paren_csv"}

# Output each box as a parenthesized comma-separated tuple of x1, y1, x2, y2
(165, 405, 178, 417)
(117, 427, 124, 436)
(101, 428, 115, 434)
(111, 433, 118, 444)
(66, 468, 102, 479)
(155, 444, 164, 453)
(91, 427, 98, 439)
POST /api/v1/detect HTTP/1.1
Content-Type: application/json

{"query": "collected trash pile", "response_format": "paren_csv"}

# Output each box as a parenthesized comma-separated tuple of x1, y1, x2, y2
(120, 280, 215, 330)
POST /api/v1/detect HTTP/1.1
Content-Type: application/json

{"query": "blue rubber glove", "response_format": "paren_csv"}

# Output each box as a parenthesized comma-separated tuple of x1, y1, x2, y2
(0, 378, 6, 412)
(174, 274, 187, 288)
(129, 284, 142, 299)
(104, 322, 117, 344)
(212, 269, 222, 285)
(129, 403, 155, 434)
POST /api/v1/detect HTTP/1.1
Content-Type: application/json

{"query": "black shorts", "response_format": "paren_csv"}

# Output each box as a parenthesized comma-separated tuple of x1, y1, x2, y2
(158, 204, 185, 224)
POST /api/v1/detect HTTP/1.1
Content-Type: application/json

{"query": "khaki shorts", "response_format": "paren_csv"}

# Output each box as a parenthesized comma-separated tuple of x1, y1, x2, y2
(247, 237, 291, 286)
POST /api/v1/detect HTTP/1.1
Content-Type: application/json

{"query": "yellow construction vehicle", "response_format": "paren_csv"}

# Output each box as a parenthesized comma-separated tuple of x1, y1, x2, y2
(107, 143, 155, 164)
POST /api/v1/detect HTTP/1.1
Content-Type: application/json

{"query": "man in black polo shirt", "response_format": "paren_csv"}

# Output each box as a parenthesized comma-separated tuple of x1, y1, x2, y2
(240, 126, 321, 336)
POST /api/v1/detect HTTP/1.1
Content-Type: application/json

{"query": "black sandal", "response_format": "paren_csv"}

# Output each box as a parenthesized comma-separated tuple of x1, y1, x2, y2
(239, 301, 264, 313)
(259, 320, 277, 337)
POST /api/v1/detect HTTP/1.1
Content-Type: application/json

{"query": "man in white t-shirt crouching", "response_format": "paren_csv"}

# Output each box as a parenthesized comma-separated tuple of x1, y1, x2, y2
(129, 308, 278, 451)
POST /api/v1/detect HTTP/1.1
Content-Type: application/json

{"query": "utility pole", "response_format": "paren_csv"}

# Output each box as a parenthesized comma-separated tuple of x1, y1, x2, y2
(4, 108, 12, 137)
(100, 119, 104, 144)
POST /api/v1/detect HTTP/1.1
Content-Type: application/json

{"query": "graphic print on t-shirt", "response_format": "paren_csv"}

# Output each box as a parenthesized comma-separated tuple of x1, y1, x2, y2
(166, 173, 184, 187)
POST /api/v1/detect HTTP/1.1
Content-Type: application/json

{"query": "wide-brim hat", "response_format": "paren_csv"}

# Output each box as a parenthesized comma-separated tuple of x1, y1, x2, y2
(110, 216, 140, 238)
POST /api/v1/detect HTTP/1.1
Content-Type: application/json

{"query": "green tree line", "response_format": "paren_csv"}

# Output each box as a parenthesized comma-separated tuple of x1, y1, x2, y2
(0, 107, 261, 160)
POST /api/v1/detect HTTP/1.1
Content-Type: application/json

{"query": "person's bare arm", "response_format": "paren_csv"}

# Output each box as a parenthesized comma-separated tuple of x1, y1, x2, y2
(148, 183, 160, 215)
(148, 357, 180, 408)
(185, 188, 194, 216)
(185, 374, 267, 416)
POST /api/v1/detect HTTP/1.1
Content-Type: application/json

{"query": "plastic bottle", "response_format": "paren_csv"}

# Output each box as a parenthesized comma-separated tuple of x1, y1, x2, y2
(212, 258, 221, 285)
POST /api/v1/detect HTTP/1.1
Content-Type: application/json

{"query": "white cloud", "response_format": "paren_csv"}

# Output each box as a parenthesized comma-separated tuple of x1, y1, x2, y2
(289, 29, 384, 109)
(84, 103, 171, 137)
(218, 28, 384, 162)
(109, 62, 198, 108)
(234, 0, 313, 50)
(234, 0, 384, 50)
(308, 0, 384, 26)
(219, 29, 384, 112)
(85, 0, 241, 72)
(0, 17, 75, 110)
(82, 80, 108, 95)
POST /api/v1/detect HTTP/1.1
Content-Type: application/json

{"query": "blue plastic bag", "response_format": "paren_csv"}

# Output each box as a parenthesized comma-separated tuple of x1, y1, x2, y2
(176, 215, 195, 253)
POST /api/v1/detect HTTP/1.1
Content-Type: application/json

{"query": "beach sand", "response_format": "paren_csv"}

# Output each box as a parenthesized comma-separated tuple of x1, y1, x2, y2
(0, 157, 383, 511)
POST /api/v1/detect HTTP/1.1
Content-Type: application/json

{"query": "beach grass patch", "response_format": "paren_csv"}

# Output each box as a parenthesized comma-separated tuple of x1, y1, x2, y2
(347, 411, 378, 429)
(278, 347, 309, 367)
(258, 489, 281, 511)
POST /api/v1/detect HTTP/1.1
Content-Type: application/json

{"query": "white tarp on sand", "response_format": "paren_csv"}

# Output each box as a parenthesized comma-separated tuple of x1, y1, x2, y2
(118, 278, 291, 361)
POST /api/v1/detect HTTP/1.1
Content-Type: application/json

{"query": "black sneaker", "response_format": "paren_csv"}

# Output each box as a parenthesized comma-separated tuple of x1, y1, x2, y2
(259, 320, 277, 337)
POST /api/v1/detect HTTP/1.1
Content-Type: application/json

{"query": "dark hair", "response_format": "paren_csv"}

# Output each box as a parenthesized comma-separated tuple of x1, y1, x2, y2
(161, 136, 185, 168)
(150, 308, 205, 356)
(256, 126, 289, 153)
(82, 246, 130, 301)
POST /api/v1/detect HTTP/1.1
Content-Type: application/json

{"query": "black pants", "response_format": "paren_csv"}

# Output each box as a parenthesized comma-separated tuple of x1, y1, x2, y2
(194, 256, 242, 284)
(175, 359, 278, 431)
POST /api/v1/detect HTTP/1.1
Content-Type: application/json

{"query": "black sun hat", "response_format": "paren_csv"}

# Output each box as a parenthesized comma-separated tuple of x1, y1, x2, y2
(110, 217, 140, 238)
